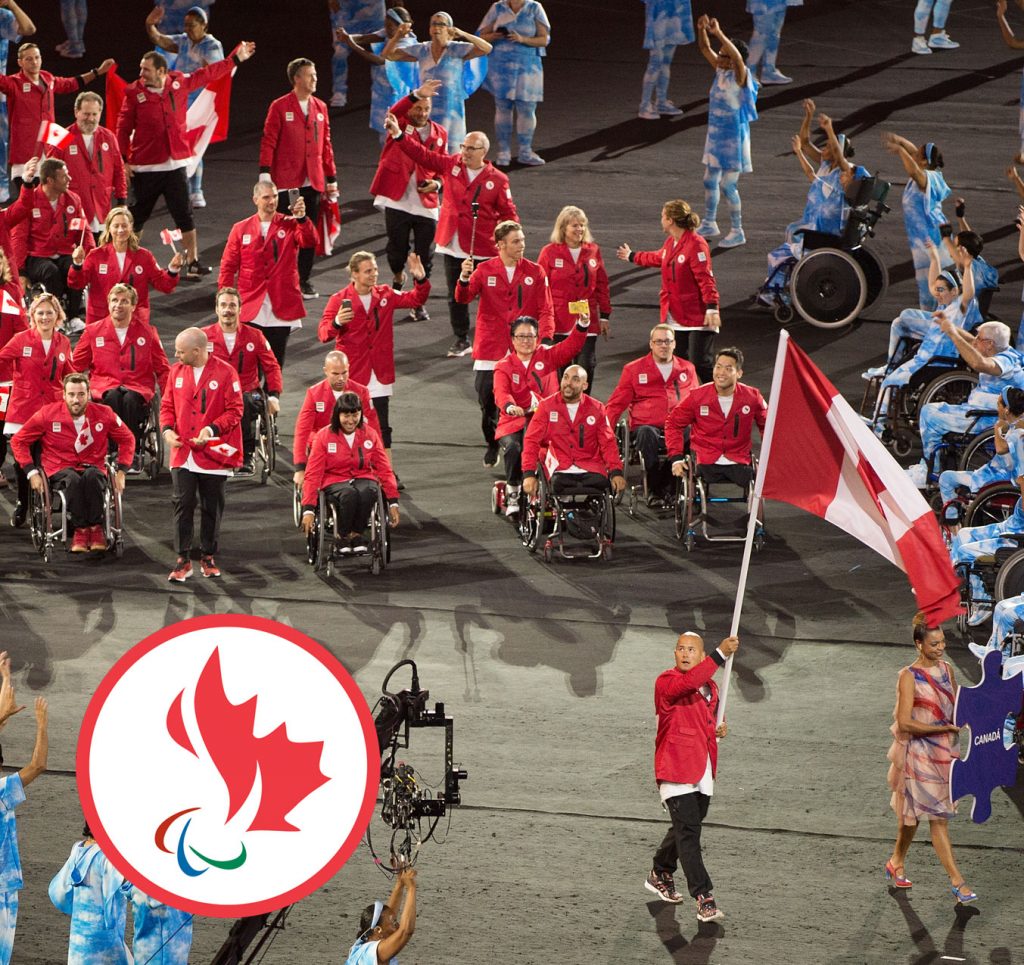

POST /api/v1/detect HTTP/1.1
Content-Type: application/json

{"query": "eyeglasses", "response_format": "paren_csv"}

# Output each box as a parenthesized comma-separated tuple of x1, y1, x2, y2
(460, 143, 485, 151)
(513, 333, 537, 341)
(650, 339, 674, 346)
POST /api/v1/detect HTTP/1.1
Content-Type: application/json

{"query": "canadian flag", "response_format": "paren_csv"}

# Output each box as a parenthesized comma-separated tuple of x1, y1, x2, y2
(74, 420, 94, 454)
(0, 383, 10, 416)
(316, 196, 342, 257)
(38, 120, 73, 151)
(202, 437, 239, 467)
(160, 228, 183, 247)
(69, 218, 85, 233)
(1, 290, 21, 315)
(756, 332, 961, 624)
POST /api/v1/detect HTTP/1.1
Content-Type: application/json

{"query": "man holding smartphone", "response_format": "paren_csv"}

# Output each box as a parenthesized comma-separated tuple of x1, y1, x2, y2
(217, 180, 317, 368)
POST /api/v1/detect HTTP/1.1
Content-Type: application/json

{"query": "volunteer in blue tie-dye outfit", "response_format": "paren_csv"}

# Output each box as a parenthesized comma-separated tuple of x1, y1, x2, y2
(0, 654, 47, 965)
(328, 0, 386, 108)
(746, 0, 800, 85)
(912, 0, 959, 56)
(345, 867, 417, 965)
(695, 15, 757, 250)
(638, 0, 693, 120)
(131, 888, 193, 965)
(478, 0, 550, 167)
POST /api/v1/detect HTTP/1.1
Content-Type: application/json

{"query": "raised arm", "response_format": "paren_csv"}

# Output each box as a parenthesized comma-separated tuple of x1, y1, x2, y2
(957, 255, 975, 313)
(376, 868, 417, 961)
(798, 98, 822, 165)
(2, 0, 36, 36)
(145, 5, 178, 53)
(997, 0, 1024, 49)
(382, 21, 419, 62)
(708, 18, 746, 86)
(695, 14, 719, 69)
(1009, 165, 1024, 200)
(791, 134, 816, 182)
(337, 28, 386, 66)
(883, 132, 926, 189)
(18, 697, 48, 787)
(819, 114, 851, 175)
(451, 24, 492, 59)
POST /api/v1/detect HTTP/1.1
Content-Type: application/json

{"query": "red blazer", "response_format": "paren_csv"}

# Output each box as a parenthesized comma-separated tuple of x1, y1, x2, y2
(50, 124, 127, 228)
(12, 400, 135, 477)
(116, 59, 235, 166)
(318, 281, 429, 386)
(393, 133, 516, 258)
(0, 329, 74, 425)
(631, 232, 719, 328)
(293, 377, 379, 468)
(537, 242, 611, 336)
(217, 213, 318, 323)
(0, 70, 81, 167)
(159, 356, 244, 471)
(368, 94, 447, 208)
(522, 392, 624, 479)
(71, 316, 170, 402)
(8, 185, 94, 265)
(455, 257, 554, 361)
(493, 322, 588, 440)
(202, 322, 283, 395)
(604, 355, 699, 429)
(258, 93, 337, 192)
(0, 280, 28, 353)
(665, 382, 767, 466)
(654, 657, 722, 784)
(301, 423, 398, 510)
(67, 244, 179, 325)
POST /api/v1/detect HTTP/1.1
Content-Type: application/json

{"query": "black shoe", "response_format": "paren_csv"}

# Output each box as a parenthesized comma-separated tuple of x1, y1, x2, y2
(351, 536, 368, 555)
(447, 338, 471, 358)
(235, 459, 255, 477)
(300, 280, 318, 299)
(10, 502, 26, 528)
(483, 443, 500, 468)
(395, 474, 405, 492)
(186, 259, 211, 278)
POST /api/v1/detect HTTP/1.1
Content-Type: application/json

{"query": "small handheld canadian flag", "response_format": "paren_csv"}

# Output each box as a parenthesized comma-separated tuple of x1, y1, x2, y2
(0, 290, 21, 316)
(37, 120, 73, 151)
(159, 228, 182, 252)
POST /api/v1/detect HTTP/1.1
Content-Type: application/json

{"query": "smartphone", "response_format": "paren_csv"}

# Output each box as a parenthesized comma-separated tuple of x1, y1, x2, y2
(288, 188, 300, 208)
(568, 300, 589, 316)
(341, 298, 352, 311)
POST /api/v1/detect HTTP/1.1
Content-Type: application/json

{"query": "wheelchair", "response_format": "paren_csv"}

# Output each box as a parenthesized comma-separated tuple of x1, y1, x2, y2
(252, 393, 277, 485)
(28, 457, 124, 562)
(305, 484, 391, 576)
(614, 418, 672, 517)
(759, 176, 891, 329)
(517, 469, 615, 562)
(673, 456, 765, 551)
(137, 392, 164, 481)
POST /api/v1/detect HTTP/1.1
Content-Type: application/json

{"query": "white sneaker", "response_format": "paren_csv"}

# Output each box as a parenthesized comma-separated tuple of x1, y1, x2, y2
(189, 192, 206, 208)
(655, 101, 684, 116)
(66, 316, 86, 334)
(928, 31, 959, 50)
(494, 151, 511, 167)
(905, 461, 928, 489)
(968, 604, 993, 628)
(638, 104, 660, 121)
(759, 68, 792, 85)
(517, 151, 545, 166)
(719, 228, 746, 248)
(862, 365, 886, 381)
(697, 220, 720, 238)
(330, 92, 347, 107)
(911, 36, 932, 55)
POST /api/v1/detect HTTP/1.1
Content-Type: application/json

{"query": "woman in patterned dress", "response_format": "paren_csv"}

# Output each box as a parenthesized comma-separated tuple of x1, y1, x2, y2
(885, 615, 976, 903)
(638, 0, 693, 119)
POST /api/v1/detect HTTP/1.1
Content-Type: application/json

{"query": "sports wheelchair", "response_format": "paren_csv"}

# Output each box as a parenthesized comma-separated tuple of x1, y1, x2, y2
(673, 456, 765, 551)
(28, 456, 124, 562)
(136, 393, 164, 481)
(517, 469, 615, 562)
(614, 418, 673, 517)
(305, 484, 391, 576)
(253, 394, 277, 485)
(759, 176, 891, 329)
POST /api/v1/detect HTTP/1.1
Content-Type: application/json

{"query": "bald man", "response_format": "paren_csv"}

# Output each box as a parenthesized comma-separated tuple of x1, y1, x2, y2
(645, 631, 738, 922)
(160, 326, 244, 581)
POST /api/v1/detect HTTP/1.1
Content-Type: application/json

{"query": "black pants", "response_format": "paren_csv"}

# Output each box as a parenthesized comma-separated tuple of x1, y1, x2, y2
(474, 370, 498, 446)
(278, 187, 320, 283)
(23, 255, 82, 317)
(697, 462, 753, 489)
(248, 323, 291, 369)
(634, 424, 671, 494)
(384, 207, 435, 280)
(444, 254, 484, 340)
(171, 467, 226, 556)
(653, 792, 713, 898)
(498, 429, 524, 484)
(50, 466, 106, 527)
(371, 396, 392, 448)
(101, 387, 148, 448)
(241, 391, 264, 457)
(551, 332, 598, 392)
(323, 478, 378, 534)
(673, 329, 716, 384)
(549, 470, 610, 494)
(130, 168, 194, 233)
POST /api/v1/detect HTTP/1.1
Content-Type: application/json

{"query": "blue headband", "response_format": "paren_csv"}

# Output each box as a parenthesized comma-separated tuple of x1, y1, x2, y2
(924, 142, 936, 165)
(355, 901, 384, 946)
(386, 8, 407, 24)
(1003, 386, 1012, 408)
(937, 269, 960, 290)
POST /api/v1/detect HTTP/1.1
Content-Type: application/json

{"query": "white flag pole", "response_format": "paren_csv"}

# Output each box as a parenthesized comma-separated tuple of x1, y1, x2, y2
(716, 330, 789, 725)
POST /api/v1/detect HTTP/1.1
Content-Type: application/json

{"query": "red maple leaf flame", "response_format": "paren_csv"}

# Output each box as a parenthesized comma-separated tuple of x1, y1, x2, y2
(165, 648, 329, 832)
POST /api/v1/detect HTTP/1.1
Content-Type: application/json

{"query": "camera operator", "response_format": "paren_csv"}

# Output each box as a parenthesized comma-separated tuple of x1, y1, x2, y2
(345, 867, 417, 964)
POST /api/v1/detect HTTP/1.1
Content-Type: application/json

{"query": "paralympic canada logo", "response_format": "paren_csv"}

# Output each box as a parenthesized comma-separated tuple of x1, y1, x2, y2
(77, 615, 380, 917)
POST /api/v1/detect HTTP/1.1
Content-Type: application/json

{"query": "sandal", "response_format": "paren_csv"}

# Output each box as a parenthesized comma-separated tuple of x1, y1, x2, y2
(951, 882, 977, 904)
(884, 860, 912, 888)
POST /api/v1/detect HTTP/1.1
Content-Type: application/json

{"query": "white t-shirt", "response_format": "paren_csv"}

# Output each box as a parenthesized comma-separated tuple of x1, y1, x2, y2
(715, 394, 736, 465)
(114, 326, 129, 345)
(568, 246, 581, 263)
(374, 124, 439, 221)
(435, 167, 486, 260)
(655, 361, 673, 381)
(223, 332, 236, 354)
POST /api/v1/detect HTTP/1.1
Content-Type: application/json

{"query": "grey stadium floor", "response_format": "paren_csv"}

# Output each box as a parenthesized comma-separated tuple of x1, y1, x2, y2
(1, 0, 1022, 962)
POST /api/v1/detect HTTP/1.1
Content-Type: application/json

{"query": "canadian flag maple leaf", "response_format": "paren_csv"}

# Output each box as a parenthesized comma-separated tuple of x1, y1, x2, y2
(166, 649, 329, 832)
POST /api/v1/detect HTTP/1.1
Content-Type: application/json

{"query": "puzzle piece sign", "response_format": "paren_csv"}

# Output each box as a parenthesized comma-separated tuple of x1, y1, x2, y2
(950, 650, 1021, 823)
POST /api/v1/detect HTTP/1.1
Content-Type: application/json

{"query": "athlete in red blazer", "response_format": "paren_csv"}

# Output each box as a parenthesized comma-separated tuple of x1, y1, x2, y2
(202, 322, 283, 397)
(666, 381, 766, 466)
(537, 241, 611, 337)
(68, 241, 180, 325)
(259, 91, 337, 194)
(300, 422, 399, 510)
(605, 345, 700, 429)
(623, 231, 719, 329)
(8, 182, 93, 262)
(369, 89, 447, 210)
(72, 313, 170, 403)
(0, 325, 74, 428)
(293, 370, 379, 477)
(51, 119, 127, 230)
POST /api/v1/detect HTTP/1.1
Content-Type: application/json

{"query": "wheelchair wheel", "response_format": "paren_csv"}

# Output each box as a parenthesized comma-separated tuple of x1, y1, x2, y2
(790, 248, 867, 329)
(850, 245, 888, 312)
(292, 484, 303, 528)
(673, 470, 689, 542)
(28, 483, 47, 554)
(521, 476, 549, 553)
(957, 428, 997, 474)
(963, 482, 1020, 529)
(147, 394, 164, 482)
(614, 419, 633, 507)
(370, 490, 389, 575)
(264, 411, 277, 474)
(994, 548, 1024, 601)
(255, 412, 275, 486)
(915, 370, 979, 411)
(315, 491, 331, 574)
(773, 303, 794, 324)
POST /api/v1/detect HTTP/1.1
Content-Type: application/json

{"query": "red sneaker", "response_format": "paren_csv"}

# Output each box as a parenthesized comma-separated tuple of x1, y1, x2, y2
(71, 528, 90, 553)
(199, 556, 221, 578)
(89, 525, 107, 552)
(168, 558, 193, 582)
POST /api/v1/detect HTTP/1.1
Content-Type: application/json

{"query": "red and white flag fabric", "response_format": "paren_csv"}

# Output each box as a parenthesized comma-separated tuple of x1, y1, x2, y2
(160, 228, 182, 248)
(74, 420, 94, 454)
(38, 120, 73, 151)
(756, 332, 961, 624)
(203, 437, 239, 466)
(1, 290, 21, 315)
(317, 196, 342, 257)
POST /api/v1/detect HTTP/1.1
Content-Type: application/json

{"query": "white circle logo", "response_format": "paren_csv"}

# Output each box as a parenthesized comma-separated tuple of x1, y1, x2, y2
(77, 615, 378, 917)
(524, 277, 534, 286)
(137, 337, 147, 346)
(277, 230, 286, 239)
(246, 342, 255, 352)
(485, 180, 494, 190)
(95, 421, 104, 431)
(135, 265, 144, 274)
(363, 439, 373, 449)
(742, 405, 750, 414)
(209, 380, 218, 390)
(586, 416, 596, 425)
(534, 361, 544, 370)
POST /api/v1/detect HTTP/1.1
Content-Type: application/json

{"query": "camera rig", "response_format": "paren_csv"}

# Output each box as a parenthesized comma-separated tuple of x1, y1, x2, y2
(369, 659, 467, 873)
